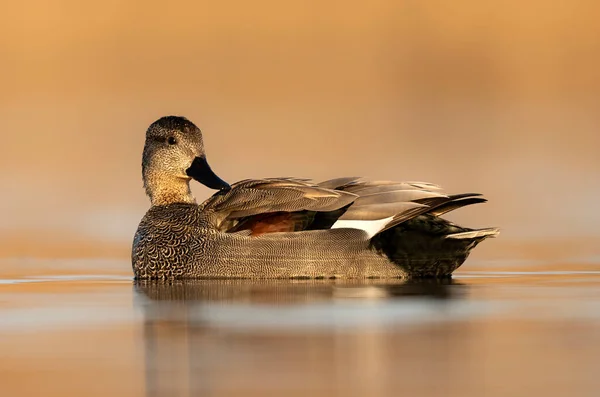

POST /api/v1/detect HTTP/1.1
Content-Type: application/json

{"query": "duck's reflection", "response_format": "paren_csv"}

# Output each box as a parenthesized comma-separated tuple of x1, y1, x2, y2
(136, 278, 460, 302)
(134, 279, 465, 397)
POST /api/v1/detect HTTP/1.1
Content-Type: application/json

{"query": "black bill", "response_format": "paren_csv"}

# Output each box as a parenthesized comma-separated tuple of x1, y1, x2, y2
(185, 156, 231, 191)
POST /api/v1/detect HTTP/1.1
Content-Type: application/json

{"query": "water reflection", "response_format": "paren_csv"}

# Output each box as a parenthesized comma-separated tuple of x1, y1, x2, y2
(132, 275, 600, 396)
(135, 278, 462, 303)
(3, 268, 599, 397)
(134, 279, 465, 397)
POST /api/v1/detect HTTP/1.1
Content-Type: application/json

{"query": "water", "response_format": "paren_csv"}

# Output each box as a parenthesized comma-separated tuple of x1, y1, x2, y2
(1, 259, 599, 397)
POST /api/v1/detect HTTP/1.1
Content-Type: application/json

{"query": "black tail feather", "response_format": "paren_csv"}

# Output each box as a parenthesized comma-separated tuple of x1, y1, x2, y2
(429, 197, 488, 216)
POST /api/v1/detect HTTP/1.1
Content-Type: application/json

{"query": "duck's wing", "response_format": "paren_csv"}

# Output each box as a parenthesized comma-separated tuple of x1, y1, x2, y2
(318, 177, 487, 235)
(318, 177, 446, 221)
(200, 178, 358, 234)
(200, 177, 487, 236)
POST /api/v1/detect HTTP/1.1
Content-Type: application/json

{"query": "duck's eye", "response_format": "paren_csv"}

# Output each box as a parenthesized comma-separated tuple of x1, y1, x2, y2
(167, 137, 177, 145)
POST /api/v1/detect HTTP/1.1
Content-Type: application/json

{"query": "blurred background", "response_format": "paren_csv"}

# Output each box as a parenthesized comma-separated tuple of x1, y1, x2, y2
(1, 0, 599, 263)
(2, 4, 600, 396)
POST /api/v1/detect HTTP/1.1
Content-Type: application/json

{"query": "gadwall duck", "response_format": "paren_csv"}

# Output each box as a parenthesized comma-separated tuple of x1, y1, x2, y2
(132, 116, 498, 279)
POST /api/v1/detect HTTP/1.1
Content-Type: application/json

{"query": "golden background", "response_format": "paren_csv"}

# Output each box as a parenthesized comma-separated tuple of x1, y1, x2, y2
(1, 4, 600, 396)
(2, 0, 599, 260)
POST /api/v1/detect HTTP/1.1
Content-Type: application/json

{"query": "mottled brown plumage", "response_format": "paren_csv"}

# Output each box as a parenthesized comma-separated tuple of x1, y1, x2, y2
(132, 116, 499, 280)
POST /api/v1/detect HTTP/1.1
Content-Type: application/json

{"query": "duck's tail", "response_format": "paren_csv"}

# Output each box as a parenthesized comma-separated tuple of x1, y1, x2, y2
(316, 177, 498, 277)
(444, 227, 500, 240)
(367, 196, 498, 278)
(369, 219, 498, 278)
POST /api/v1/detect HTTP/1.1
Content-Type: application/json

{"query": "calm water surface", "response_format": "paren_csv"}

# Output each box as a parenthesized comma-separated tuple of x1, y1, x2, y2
(1, 259, 599, 397)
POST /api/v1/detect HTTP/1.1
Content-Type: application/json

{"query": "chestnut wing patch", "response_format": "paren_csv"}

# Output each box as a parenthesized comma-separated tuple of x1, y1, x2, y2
(229, 211, 316, 236)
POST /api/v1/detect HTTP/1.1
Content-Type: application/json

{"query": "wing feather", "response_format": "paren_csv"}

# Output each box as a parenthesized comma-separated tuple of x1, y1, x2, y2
(200, 176, 488, 236)
(201, 178, 358, 231)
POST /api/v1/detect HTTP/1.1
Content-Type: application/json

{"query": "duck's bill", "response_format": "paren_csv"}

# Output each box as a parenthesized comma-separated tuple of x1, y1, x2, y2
(186, 156, 231, 191)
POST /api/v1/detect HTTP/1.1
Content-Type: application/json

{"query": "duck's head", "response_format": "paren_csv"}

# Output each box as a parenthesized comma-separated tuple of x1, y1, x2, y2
(142, 116, 230, 205)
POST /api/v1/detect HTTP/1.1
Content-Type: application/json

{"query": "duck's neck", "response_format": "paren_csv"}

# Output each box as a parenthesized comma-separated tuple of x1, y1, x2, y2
(144, 173, 196, 206)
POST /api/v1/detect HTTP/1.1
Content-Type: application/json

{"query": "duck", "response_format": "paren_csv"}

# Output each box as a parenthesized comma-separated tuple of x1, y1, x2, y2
(132, 116, 498, 280)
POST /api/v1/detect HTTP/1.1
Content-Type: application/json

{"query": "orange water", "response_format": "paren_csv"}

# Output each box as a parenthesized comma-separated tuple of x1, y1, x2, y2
(1, 257, 599, 397)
